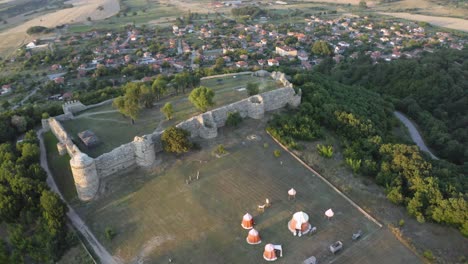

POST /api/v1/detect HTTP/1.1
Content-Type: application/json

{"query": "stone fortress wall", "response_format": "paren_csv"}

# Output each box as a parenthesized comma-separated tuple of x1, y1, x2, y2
(43, 71, 301, 201)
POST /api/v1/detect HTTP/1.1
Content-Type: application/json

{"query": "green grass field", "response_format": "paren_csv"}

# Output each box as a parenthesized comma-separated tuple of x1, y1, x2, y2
(43, 131, 78, 202)
(61, 75, 280, 157)
(70, 118, 420, 263)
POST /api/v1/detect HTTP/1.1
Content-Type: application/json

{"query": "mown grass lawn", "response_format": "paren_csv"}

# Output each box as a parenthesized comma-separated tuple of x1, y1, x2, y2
(61, 75, 281, 157)
(71, 119, 394, 263)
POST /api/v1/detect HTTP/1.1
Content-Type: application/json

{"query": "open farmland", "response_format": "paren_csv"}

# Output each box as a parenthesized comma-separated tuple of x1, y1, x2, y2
(61, 74, 281, 157)
(379, 12, 468, 32)
(71, 117, 421, 264)
(0, 0, 119, 56)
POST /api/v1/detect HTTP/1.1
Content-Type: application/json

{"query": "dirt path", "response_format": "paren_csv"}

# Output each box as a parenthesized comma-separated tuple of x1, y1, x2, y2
(394, 111, 439, 160)
(37, 129, 119, 264)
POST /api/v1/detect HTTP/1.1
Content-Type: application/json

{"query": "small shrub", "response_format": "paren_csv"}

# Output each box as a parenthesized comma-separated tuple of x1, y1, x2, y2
(273, 150, 281, 158)
(423, 250, 434, 261)
(105, 227, 116, 240)
(41, 112, 49, 119)
(226, 112, 242, 127)
(215, 144, 226, 155)
(263, 143, 269, 148)
(345, 158, 361, 173)
(398, 219, 405, 227)
(317, 144, 333, 158)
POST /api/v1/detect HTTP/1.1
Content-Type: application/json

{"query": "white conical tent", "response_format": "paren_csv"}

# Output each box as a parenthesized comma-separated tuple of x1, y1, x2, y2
(288, 211, 311, 236)
(325, 209, 334, 218)
(241, 213, 254, 229)
(288, 188, 297, 200)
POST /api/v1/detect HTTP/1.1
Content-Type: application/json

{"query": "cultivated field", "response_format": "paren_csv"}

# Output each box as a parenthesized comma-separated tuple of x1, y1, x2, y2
(0, 0, 119, 56)
(71, 117, 420, 263)
(61, 75, 281, 157)
(379, 12, 468, 32)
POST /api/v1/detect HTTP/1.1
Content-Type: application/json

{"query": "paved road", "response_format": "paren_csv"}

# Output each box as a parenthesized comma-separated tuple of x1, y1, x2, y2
(37, 129, 119, 264)
(394, 111, 439, 160)
(12, 86, 40, 110)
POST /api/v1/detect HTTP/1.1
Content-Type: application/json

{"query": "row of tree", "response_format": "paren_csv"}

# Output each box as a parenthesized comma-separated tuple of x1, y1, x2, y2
(268, 72, 467, 235)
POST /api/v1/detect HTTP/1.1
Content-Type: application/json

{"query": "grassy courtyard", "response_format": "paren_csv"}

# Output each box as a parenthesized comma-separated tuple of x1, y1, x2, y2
(61, 75, 281, 157)
(71, 118, 420, 263)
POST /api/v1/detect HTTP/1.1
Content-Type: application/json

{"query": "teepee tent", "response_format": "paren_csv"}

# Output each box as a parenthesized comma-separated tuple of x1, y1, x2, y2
(288, 188, 297, 200)
(246, 228, 261, 245)
(241, 213, 254, 229)
(263, 243, 277, 261)
(288, 211, 311, 236)
(325, 209, 334, 220)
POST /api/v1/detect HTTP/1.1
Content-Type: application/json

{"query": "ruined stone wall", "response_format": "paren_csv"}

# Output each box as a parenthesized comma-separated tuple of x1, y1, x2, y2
(48, 71, 301, 201)
(94, 142, 136, 178)
(63, 100, 87, 115)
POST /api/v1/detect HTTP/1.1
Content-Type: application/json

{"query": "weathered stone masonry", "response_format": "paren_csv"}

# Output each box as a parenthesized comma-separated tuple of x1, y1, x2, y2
(43, 71, 301, 201)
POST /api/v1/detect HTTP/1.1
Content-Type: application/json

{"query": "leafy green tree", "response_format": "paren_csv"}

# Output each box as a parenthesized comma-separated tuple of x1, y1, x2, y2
(189, 86, 215, 112)
(113, 83, 141, 124)
(161, 102, 174, 120)
(246, 82, 259, 96)
(152, 76, 167, 101)
(139, 84, 155, 108)
(161, 127, 193, 154)
(311, 41, 332, 56)
(0, 241, 9, 263)
(40, 190, 67, 235)
(226, 112, 242, 127)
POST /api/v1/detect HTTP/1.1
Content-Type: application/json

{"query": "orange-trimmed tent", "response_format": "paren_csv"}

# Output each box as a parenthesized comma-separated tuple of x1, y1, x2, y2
(241, 213, 254, 229)
(288, 211, 311, 236)
(263, 243, 277, 261)
(246, 228, 261, 245)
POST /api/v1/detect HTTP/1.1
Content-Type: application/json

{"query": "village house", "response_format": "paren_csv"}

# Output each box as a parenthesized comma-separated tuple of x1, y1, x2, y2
(267, 59, 279, 66)
(236, 61, 248, 68)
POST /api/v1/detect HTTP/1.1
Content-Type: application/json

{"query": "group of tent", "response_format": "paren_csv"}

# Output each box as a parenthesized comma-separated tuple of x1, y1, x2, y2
(241, 212, 282, 261)
(239, 188, 336, 261)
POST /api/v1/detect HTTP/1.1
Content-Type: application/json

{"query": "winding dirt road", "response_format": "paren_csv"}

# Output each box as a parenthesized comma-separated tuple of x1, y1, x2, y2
(37, 129, 119, 264)
(394, 111, 439, 160)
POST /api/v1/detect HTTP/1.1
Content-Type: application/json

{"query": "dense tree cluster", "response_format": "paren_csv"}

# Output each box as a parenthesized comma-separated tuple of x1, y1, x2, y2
(268, 73, 467, 235)
(0, 131, 70, 262)
(231, 6, 266, 18)
(330, 49, 468, 165)
(0, 104, 63, 144)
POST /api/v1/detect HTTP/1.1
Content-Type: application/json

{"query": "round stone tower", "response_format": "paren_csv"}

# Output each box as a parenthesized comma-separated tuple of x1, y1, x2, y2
(134, 135, 156, 167)
(247, 95, 265, 119)
(70, 153, 99, 201)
